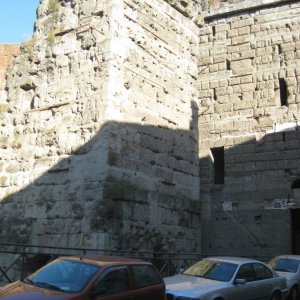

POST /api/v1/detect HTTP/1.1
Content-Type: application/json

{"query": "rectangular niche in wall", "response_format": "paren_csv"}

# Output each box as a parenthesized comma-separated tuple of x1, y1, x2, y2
(211, 147, 224, 184)
(279, 78, 288, 106)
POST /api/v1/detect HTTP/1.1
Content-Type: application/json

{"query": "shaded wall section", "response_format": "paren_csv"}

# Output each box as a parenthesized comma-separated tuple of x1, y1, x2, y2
(0, 0, 202, 253)
(0, 113, 201, 253)
(201, 130, 300, 257)
(199, 0, 300, 257)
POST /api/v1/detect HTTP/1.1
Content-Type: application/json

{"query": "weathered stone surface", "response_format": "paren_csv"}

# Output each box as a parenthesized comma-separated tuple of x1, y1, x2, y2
(200, 0, 300, 257)
(0, 0, 201, 254)
(231, 59, 254, 76)
(0, 0, 300, 259)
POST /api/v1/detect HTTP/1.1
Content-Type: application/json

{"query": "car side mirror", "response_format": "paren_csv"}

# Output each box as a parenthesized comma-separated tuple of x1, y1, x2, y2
(234, 278, 246, 285)
(91, 286, 106, 297)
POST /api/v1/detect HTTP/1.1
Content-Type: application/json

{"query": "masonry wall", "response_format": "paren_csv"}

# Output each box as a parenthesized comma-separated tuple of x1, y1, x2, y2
(199, 0, 300, 257)
(0, 0, 202, 253)
(1, 0, 300, 259)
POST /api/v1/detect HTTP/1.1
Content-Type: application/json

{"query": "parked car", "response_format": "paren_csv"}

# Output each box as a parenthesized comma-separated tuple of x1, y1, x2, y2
(0, 255, 165, 299)
(164, 256, 288, 300)
(269, 255, 300, 300)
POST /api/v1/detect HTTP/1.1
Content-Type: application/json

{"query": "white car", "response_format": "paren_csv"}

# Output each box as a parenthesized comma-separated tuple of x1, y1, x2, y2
(269, 255, 300, 300)
(164, 256, 288, 300)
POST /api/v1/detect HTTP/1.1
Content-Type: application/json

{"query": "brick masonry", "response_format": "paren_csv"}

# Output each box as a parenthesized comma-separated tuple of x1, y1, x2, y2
(0, 44, 20, 90)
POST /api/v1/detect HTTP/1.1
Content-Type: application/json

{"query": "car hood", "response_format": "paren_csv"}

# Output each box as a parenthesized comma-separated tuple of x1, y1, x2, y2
(164, 274, 227, 297)
(275, 271, 297, 288)
(275, 271, 295, 280)
(0, 281, 73, 300)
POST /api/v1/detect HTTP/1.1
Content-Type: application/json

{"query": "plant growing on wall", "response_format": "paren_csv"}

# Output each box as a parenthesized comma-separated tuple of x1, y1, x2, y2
(43, 0, 62, 45)
(46, 0, 60, 15)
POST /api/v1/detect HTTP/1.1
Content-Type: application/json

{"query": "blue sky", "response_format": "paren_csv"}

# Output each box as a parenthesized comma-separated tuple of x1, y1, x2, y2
(0, 0, 40, 44)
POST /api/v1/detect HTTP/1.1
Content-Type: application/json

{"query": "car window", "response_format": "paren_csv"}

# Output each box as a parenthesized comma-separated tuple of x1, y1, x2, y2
(269, 258, 300, 273)
(28, 259, 99, 293)
(132, 265, 162, 289)
(94, 266, 130, 295)
(253, 263, 273, 280)
(236, 264, 255, 282)
(183, 260, 238, 282)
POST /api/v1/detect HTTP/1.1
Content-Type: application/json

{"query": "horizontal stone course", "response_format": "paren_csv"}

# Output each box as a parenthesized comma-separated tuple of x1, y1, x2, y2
(0, 0, 202, 254)
(200, 0, 300, 257)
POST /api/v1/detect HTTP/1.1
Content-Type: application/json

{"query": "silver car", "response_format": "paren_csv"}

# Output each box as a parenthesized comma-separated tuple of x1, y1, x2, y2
(269, 255, 300, 300)
(164, 256, 288, 300)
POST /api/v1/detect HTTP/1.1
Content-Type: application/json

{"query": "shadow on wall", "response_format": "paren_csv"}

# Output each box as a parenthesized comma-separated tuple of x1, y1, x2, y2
(200, 127, 300, 258)
(2, 95, 299, 257)
(0, 101, 201, 253)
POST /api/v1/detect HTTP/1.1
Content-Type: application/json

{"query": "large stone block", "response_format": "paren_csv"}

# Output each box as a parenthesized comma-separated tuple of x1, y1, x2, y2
(231, 59, 254, 76)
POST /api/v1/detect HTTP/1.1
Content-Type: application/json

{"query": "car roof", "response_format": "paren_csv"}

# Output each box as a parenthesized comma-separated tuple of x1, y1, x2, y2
(275, 254, 300, 260)
(204, 256, 261, 264)
(58, 255, 151, 267)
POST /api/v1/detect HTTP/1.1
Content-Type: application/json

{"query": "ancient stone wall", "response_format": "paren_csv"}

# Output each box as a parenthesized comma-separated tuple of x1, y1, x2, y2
(0, 0, 202, 253)
(202, 0, 247, 10)
(199, 0, 300, 257)
(1, 0, 300, 258)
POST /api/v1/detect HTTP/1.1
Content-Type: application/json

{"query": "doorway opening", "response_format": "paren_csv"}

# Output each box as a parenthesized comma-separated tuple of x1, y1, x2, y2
(291, 209, 300, 254)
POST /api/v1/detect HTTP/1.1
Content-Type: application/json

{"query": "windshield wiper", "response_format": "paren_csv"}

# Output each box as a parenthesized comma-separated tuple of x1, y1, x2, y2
(34, 281, 64, 291)
(275, 268, 289, 272)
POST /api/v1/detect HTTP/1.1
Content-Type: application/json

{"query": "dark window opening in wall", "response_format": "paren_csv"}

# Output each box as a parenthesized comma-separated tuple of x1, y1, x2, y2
(278, 44, 282, 54)
(226, 59, 231, 70)
(211, 147, 224, 184)
(213, 89, 217, 101)
(291, 209, 300, 254)
(30, 99, 35, 110)
(279, 79, 288, 106)
(282, 132, 286, 142)
(292, 179, 300, 189)
(212, 26, 216, 37)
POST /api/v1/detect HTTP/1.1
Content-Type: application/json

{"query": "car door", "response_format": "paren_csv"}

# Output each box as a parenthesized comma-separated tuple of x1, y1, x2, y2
(129, 264, 165, 300)
(91, 265, 134, 300)
(227, 263, 257, 300)
(251, 263, 274, 300)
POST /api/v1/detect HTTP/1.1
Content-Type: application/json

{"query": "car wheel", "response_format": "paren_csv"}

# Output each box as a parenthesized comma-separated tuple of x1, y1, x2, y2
(270, 291, 281, 300)
(290, 286, 299, 300)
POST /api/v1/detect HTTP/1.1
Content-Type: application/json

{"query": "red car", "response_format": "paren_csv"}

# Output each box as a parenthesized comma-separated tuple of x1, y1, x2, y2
(0, 255, 165, 300)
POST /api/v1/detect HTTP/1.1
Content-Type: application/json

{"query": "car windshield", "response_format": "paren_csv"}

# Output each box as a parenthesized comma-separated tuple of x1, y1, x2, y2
(269, 258, 300, 273)
(183, 259, 238, 282)
(26, 259, 99, 293)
